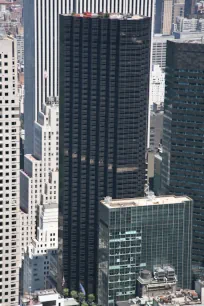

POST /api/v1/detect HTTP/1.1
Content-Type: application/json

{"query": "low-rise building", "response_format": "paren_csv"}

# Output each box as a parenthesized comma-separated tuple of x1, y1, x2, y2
(136, 266, 177, 297)
(153, 289, 200, 306)
(21, 289, 79, 306)
(116, 289, 201, 306)
(175, 16, 198, 31)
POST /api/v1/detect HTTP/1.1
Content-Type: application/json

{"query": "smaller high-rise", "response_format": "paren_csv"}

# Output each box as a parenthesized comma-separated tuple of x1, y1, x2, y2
(98, 195, 193, 306)
(20, 98, 59, 257)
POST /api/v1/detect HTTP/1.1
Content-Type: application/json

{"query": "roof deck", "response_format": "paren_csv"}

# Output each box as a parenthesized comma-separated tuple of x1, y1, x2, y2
(101, 195, 192, 209)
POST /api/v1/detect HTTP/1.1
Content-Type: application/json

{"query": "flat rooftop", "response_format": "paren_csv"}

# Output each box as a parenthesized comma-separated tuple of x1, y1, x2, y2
(35, 289, 58, 296)
(153, 34, 175, 41)
(101, 195, 192, 209)
(64, 298, 79, 306)
(174, 38, 204, 44)
(25, 154, 41, 162)
(62, 12, 146, 20)
(43, 203, 58, 210)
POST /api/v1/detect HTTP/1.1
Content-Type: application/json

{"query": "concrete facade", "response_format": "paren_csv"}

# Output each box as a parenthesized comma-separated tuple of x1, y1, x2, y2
(0, 36, 21, 306)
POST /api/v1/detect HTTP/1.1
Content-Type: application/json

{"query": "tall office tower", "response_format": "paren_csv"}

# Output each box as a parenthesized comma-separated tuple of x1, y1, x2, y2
(73, 0, 154, 15)
(154, 0, 162, 33)
(162, 0, 173, 34)
(59, 13, 151, 294)
(0, 36, 20, 306)
(75, 0, 153, 15)
(184, 0, 196, 16)
(154, 0, 173, 34)
(154, 0, 185, 35)
(161, 40, 204, 278)
(24, 0, 154, 155)
(20, 98, 59, 257)
(98, 195, 193, 306)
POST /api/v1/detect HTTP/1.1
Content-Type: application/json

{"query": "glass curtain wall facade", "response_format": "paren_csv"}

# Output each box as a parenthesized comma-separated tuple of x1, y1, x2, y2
(59, 14, 151, 294)
(161, 40, 204, 277)
(98, 196, 193, 306)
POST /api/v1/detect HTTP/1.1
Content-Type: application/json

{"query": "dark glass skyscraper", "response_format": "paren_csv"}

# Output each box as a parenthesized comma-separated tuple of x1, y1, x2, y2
(59, 13, 151, 294)
(161, 40, 204, 278)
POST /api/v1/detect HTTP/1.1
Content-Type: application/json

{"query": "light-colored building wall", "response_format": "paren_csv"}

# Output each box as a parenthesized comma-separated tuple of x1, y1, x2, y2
(176, 16, 198, 31)
(173, 0, 185, 23)
(152, 34, 175, 70)
(21, 98, 59, 293)
(151, 65, 165, 107)
(0, 36, 20, 306)
(162, 0, 173, 34)
(23, 203, 58, 293)
(20, 98, 59, 257)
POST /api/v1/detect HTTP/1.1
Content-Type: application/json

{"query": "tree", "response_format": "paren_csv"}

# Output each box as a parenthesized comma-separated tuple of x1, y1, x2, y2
(81, 303, 88, 306)
(71, 290, 78, 299)
(63, 288, 69, 297)
(78, 292, 85, 302)
(88, 294, 95, 304)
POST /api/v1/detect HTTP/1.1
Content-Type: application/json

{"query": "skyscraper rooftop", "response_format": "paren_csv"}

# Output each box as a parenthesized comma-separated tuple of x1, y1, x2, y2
(62, 12, 146, 20)
(101, 195, 192, 208)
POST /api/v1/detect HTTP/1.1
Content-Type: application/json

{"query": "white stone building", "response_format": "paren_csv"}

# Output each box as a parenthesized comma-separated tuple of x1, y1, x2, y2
(20, 98, 59, 294)
(23, 203, 58, 293)
(151, 65, 165, 108)
(152, 34, 175, 70)
(0, 36, 21, 305)
(21, 289, 79, 306)
(175, 16, 199, 32)
(20, 97, 59, 257)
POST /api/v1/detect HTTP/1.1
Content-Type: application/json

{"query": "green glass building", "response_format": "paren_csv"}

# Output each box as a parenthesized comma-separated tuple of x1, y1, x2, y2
(98, 195, 193, 306)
